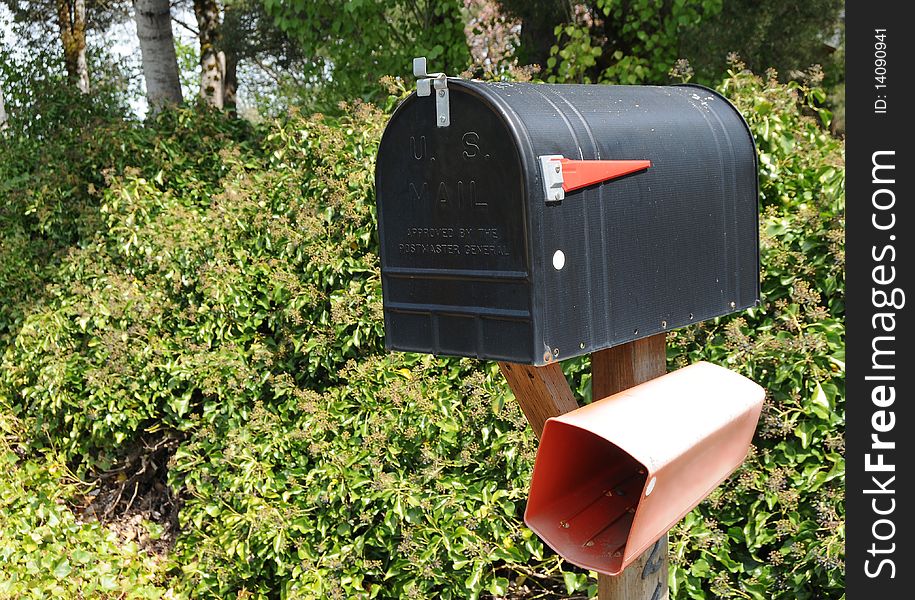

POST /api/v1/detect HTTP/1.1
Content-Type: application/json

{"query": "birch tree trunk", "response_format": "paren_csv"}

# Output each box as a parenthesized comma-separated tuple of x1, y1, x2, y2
(55, 0, 90, 93)
(134, 0, 183, 112)
(194, 0, 224, 108)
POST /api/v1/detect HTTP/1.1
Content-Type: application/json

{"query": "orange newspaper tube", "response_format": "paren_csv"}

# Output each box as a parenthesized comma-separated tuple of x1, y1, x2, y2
(524, 362, 764, 576)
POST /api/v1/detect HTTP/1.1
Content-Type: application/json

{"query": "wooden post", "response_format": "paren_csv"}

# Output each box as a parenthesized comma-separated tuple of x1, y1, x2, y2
(592, 334, 668, 600)
(498, 361, 579, 438)
(499, 332, 668, 600)
(590, 334, 667, 400)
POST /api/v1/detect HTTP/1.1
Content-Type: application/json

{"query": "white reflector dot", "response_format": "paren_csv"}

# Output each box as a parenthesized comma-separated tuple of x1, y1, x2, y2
(645, 476, 657, 497)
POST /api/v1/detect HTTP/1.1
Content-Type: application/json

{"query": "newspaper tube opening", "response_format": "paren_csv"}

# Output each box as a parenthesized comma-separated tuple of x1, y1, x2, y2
(524, 420, 648, 575)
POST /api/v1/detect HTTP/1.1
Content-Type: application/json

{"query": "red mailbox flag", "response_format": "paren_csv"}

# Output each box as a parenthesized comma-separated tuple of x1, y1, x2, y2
(557, 158, 651, 192)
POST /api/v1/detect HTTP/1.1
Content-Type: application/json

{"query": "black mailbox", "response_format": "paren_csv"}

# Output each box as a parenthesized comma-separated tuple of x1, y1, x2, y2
(375, 63, 758, 365)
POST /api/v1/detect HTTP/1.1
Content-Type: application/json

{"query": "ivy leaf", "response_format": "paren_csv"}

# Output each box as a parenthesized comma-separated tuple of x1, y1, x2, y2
(812, 381, 831, 410)
(563, 571, 582, 593)
(488, 576, 509, 596)
(52, 559, 71, 579)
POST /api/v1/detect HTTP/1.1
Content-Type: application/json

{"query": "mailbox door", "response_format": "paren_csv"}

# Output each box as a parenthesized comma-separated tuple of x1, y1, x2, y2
(375, 86, 537, 362)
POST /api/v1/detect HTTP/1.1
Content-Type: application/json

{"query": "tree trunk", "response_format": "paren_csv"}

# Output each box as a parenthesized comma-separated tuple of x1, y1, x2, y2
(55, 0, 90, 93)
(220, 1, 240, 114)
(223, 49, 237, 113)
(134, 0, 183, 112)
(0, 80, 8, 131)
(194, 0, 224, 108)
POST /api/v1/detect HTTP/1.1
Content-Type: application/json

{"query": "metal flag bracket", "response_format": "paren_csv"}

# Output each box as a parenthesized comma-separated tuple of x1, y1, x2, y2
(540, 155, 652, 203)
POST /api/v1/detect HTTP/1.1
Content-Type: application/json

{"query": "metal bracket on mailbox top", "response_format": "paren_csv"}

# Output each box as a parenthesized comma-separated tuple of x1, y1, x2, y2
(414, 57, 450, 127)
(540, 155, 566, 203)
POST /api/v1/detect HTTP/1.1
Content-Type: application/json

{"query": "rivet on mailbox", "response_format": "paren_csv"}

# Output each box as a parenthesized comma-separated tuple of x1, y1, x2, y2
(374, 58, 764, 580)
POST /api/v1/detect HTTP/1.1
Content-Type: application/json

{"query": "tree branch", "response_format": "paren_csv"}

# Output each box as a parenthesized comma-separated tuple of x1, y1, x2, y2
(251, 55, 306, 88)
(405, 0, 424, 28)
(171, 14, 198, 36)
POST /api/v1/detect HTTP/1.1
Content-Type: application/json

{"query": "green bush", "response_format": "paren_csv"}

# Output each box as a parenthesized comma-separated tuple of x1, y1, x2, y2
(0, 61, 843, 598)
(2, 107, 267, 464)
(0, 42, 129, 349)
(169, 356, 555, 598)
(0, 404, 171, 598)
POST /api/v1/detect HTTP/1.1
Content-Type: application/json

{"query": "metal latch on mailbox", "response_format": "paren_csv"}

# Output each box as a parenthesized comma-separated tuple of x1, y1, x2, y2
(540, 155, 651, 203)
(414, 57, 450, 128)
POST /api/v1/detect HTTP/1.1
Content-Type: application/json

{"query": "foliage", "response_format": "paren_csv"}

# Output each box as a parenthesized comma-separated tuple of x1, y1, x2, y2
(463, 0, 523, 79)
(0, 0, 130, 39)
(174, 34, 203, 102)
(169, 356, 562, 598)
(0, 404, 173, 598)
(546, 0, 723, 84)
(260, 0, 470, 110)
(3, 106, 271, 462)
(219, 0, 313, 116)
(0, 41, 130, 353)
(493, 0, 570, 71)
(0, 36, 128, 142)
(0, 55, 843, 599)
(679, 0, 845, 87)
(540, 0, 845, 138)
